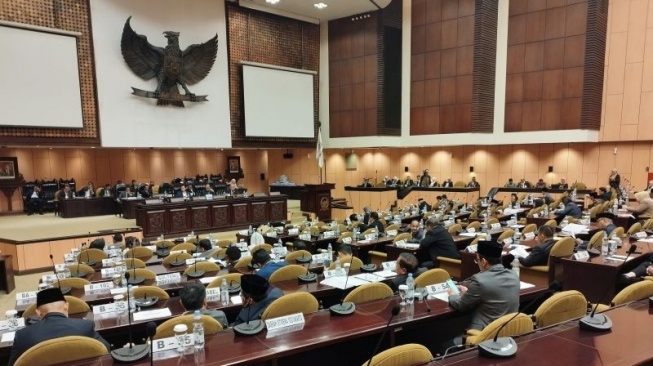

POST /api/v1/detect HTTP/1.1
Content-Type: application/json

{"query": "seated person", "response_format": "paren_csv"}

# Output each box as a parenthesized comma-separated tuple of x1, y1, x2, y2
(504, 178, 517, 188)
(129, 180, 138, 192)
(619, 253, 653, 285)
(360, 212, 384, 234)
(419, 217, 460, 268)
(292, 240, 307, 251)
(429, 179, 440, 187)
(204, 183, 215, 195)
(417, 198, 432, 213)
(534, 179, 547, 189)
(508, 193, 519, 208)
(554, 196, 582, 221)
(575, 217, 617, 250)
(518, 178, 531, 188)
(515, 225, 555, 267)
(447, 240, 519, 331)
(175, 185, 192, 199)
(228, 179, 238, 192)
(335, 244, 353, 264)
(390, 252, 426, 292)
(196, 239, 213, 253)
(57, 184, 73, 200)
(541, 187, 553, 205)
(80, 182, 95, 197)
(409, 220, 424, 241)
(626, 191, 653, 217)
(26, 185, 44, 215)
(558, 177, 569, 189)
(467, 176, 479, 188)
(180, 283, 228, 328)
(118, 187, 133, 199)
(359, 178, 373, 188)
(110, 233, 123, 250)
(89, 238, 105, 251)
(252, 249, 288, 280)
(404, 175, 415, 186)
(138, 183, 151, 198)
(225, 246, 242, 269)
(233, 275, 284, 326)
(8, 288, 110, 366)
(442, 178, 454, 188)
(598, 186, 611, 202)
(102, 184, 113, 197)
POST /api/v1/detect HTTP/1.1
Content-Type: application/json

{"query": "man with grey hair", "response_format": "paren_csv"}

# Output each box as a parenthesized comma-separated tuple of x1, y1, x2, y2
(419, 217, 460, 268)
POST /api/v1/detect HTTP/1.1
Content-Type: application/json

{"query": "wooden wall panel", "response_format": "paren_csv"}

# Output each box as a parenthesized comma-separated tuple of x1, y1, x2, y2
(411, 0, 496, 135)
(506, 0, 606, 132)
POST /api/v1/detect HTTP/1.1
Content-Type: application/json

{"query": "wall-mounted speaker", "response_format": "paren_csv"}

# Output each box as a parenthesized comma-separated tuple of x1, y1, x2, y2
(404, 166, 408, 172)
(283, 152, 293, 159)
(548, 166, 553, 173)
(260, 173, 265, 180)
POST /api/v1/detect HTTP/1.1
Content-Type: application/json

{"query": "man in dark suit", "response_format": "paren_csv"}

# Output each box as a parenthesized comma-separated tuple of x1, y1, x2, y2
(57, 185, 73, 201)
(467, 177, 480, 188)
(409, 220, 425, 241)
(232, 274, 283, 325)
(417, 198, 431, 213)
(448, 240, 519, 330)
(389, 252, 426, 292)
(225, 245, 242, 269)
(8, 288, 110, 366)
(442, 178, 454, 188)
(252, 249, 288, 280)
(419, 217, 460, 268)
(518, 178, 531, 188)
(516, 225, 555, 267)
(361, 212, 384, 234)
(362, 206, 371, 225)
(554, 196, 582, 221)
(26, 185, 44, 215)
(180, 283, 228, 328)
(404, 175, 415, 186)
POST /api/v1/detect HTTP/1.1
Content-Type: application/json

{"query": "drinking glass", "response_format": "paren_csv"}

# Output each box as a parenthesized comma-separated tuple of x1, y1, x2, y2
(5, 310, 18, 331)
(398, 285, 408, 305)
(112, 274, 122, 288)
(174, 324, 188, 353)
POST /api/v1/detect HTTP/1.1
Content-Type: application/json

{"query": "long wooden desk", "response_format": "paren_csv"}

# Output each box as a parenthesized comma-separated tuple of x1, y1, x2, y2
(431, 300, 653, 365)
(31, 284, 547, 366)
(120, 197, 145, 219)
(136, 195, 288, 239)
(562, 239, 653, 303)
(59, 197, 121, 218)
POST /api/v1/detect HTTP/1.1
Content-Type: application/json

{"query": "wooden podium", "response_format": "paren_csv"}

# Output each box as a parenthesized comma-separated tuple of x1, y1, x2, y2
(300, 183, 335, 221)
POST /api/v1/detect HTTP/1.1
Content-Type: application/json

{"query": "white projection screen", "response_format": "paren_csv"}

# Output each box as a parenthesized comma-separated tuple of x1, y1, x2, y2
(0, 23, 83, 128)
(242, 63, 315, 138)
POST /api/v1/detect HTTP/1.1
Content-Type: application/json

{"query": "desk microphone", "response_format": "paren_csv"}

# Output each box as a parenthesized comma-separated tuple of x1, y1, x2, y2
(298, 266, 317, 282)
(478, 281, 562, 358)
(170, 254, 184, 267)
(85, 232, 96, 266)
(329, 255, 356, 316)
(366, 304, 401, 366)
(296, 251, 311, 264)
(233, 299, 265, 336)
(111, 272, 149, 362)
(49, 254, 71, 295)
(186, 256, 205, 278)
(579, 244, 637, 331)
(361, 239, 380, 273)
(128, 246, 144, 285)
(146, 322, 156, 366)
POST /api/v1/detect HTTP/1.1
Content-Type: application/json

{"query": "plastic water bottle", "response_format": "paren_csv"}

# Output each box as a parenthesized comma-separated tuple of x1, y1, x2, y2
(512, 258, 520, 278)
(513, 228, 521, 244)
(327, 243, 333, 264)
(613, 200, 618, 214)
(220, 278, 229, 306)
(405, 273, 415, 305)
(193, 310, 204, 350)
(601, 232, 609, 257)
(543, 204, 549, 216)
(128, 285, 136, 313)
(335, 257, 342, 276)
(248, 225, 253, 235)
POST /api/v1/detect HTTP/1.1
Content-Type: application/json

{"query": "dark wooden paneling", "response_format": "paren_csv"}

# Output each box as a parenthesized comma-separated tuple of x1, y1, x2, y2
(424, 79, 441, 106)
(232, 203, 249, 226)
(170, 208, 190, 233)
(270, 200, 287, 222)
(505, 0, 604, 132)
(191, 206, 210, 230)
(212, 205, 230, 228)
(250, 201, 268, 223)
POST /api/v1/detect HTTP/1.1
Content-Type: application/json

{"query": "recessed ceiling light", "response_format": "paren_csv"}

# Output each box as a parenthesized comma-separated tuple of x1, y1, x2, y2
(266, 0, 280, 4)
(314, 2, 327, 9)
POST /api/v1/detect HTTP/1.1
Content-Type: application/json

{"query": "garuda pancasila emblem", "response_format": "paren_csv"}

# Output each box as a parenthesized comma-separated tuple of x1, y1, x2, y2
(121, 17, 218, 107)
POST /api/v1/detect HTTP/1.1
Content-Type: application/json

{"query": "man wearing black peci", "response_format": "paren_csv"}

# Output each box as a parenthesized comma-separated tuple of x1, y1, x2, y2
(233, 274, 283, 326)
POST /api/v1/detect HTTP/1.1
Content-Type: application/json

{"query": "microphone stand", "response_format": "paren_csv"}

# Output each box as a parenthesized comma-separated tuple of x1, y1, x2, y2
(329, 255, 357, 316)
(49, 254, 71, 295)
(579, 244, 637, 331)
(111, 272, 149, 362)
(361, 238, 380, 272)
(233, 300, 264, 336)
(366, 304, 401, 366)
(127, 247, 144, 285)
(146, 322, 156, 366)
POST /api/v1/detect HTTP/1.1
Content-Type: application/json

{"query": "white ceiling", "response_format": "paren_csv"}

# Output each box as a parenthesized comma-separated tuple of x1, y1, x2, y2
(237, 0, 393, 23)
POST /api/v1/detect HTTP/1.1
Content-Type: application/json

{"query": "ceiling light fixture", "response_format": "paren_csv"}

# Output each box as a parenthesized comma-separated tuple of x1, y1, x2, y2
(314, 2, 327, 9)
(266, 0, 280, 4)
